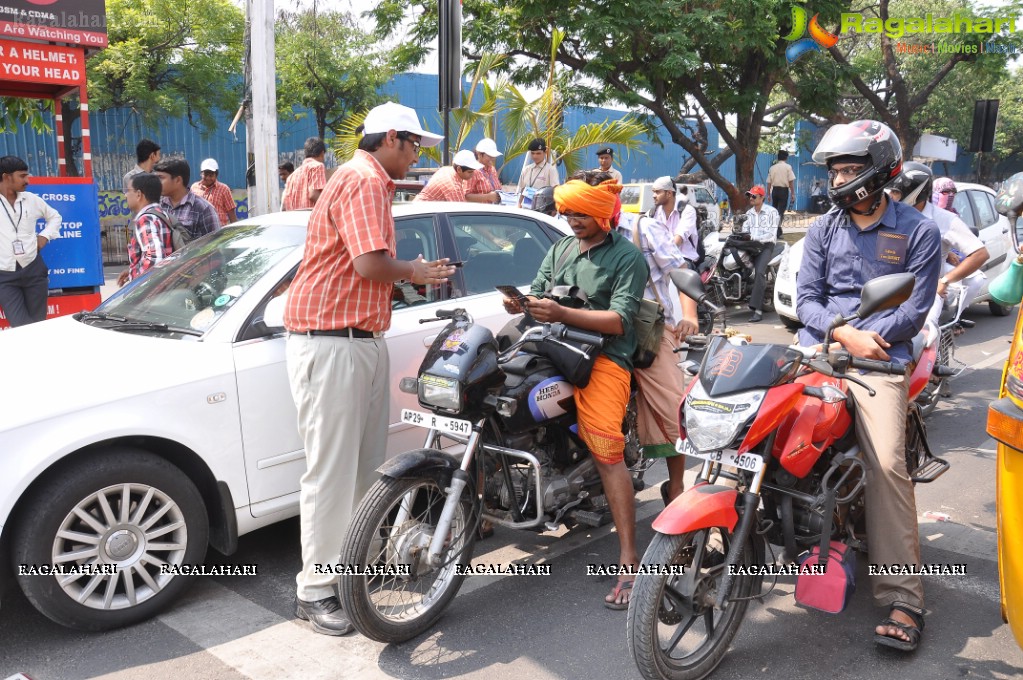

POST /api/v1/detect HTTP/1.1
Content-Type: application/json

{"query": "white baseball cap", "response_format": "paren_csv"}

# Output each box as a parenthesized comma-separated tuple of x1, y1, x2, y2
(453, 149, 484, 170)
(475, 138, 502, 157)
(362, 102, 444, 147)
(200, 158, 219, 172)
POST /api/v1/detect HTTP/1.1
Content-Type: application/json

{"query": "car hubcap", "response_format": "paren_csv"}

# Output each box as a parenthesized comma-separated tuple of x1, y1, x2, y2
(51, 483, 188, 610)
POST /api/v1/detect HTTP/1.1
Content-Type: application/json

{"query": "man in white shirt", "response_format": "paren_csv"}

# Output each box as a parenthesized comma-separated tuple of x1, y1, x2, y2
(595, 147, 623, 183)
(767, 149, 796, 237)
(648, 175, 679, 234)
(0, 156, 62, 327)
(740, 185, 779, 322)
(671, 184, 700, 268)
(892, 162, 988, 330)
(517, 138, 560, 208)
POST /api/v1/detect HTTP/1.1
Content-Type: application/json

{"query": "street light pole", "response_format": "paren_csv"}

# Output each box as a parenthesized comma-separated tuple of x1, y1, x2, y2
(245, 0, 280, 216)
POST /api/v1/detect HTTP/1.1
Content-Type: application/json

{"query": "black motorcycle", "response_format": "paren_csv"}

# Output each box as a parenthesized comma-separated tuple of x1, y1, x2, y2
(337, 310, 644, 642)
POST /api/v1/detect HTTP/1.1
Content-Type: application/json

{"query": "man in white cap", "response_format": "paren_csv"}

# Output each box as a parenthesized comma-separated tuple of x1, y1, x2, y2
(283, 101, 456, 636)
(466, 137, 503, 204)
(190, 158, 237, 227)
(414, 149, 489, 202)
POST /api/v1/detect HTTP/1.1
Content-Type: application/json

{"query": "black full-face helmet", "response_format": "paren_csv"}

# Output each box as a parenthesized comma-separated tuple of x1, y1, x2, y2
(532, 186, 557, 216)
(812, 120, 903, 210)
(891, 161, 933, 207)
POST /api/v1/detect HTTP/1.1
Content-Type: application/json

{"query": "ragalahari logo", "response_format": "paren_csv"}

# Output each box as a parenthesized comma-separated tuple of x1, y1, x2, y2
(783, 7, 840, 63)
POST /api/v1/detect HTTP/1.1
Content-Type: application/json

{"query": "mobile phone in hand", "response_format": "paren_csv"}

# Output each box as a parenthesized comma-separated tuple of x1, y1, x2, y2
(495, 285, 529, 307)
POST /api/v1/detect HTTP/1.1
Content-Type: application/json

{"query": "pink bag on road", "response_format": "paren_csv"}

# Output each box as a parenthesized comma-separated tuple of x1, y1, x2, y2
(795, 540, 857, 614)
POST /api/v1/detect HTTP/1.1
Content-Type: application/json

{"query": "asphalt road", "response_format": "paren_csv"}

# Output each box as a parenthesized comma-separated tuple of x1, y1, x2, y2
(2, 305, 1021, 680)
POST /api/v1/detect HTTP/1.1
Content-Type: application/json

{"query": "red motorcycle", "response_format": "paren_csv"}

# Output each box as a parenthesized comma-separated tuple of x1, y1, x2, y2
(627, 270, 950, 680)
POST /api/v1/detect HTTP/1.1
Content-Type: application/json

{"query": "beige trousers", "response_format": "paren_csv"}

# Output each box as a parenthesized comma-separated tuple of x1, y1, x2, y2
(634, 333, 686, 458)
(847, 372, 924, 608)
(286, 333, 390, 601)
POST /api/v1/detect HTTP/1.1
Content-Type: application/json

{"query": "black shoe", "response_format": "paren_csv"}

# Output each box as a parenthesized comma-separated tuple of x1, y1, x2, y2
(295, 596, 355, 636)
(750, 311, 763, 323)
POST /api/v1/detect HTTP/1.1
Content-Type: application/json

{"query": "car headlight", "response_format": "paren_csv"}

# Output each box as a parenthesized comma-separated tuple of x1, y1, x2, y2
(777, 250, 791, 281)
(419, 374, 461, 411)
(684, 383, 762, 451)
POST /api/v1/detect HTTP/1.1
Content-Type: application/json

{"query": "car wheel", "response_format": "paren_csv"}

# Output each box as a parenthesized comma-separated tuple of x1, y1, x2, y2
(781, 316, 802, 331)
(12, 448, 208, 631)
(990, 301, 1015, 317)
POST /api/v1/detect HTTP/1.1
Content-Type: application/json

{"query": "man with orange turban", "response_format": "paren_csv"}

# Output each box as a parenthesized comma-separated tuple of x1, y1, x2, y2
(502, 177, 648, 609)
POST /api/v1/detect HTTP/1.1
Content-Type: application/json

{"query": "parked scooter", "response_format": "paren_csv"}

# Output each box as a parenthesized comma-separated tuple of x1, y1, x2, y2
(627, 270, 949, 680)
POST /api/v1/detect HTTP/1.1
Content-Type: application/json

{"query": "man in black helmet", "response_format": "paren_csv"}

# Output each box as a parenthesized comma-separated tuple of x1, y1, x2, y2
(796, 120, 941, 653)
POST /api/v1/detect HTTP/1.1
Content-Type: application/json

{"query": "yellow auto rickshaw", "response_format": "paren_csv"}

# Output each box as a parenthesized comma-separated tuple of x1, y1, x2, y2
(986, 172, 1023, 649)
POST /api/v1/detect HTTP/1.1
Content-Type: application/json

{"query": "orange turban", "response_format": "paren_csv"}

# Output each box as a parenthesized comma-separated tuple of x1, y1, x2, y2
(554, 179, 622, 232)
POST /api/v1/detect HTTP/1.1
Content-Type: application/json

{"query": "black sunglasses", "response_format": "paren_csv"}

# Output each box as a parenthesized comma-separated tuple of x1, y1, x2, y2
(396, 132, 422, 152)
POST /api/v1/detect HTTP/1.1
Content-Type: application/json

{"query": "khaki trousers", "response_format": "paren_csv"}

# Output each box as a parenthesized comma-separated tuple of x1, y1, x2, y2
(847, 372, 924, 608)
(286, 333, 390, 601)
(634, 333, 685, 458)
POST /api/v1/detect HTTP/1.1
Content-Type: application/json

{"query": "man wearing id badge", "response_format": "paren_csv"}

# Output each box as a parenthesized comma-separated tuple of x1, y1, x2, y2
(795, 121, 941, 653)
(0, 156, 62, 327)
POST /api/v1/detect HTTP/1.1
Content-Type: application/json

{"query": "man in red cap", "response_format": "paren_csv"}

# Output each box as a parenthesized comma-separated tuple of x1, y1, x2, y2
(739, 185, 779, 322)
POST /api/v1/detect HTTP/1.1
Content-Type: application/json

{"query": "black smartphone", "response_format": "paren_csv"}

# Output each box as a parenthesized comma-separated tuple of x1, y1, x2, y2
(495, 285, 529, 307)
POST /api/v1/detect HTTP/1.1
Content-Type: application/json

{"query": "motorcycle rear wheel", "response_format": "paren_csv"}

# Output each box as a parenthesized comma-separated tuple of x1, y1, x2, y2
(628, 527, 757, 680)
(338, 471, 477, 643)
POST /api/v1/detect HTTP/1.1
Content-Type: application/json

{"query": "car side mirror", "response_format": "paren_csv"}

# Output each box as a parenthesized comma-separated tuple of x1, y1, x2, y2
(858, 273, 915, 319)
(264, 293, 287, 329)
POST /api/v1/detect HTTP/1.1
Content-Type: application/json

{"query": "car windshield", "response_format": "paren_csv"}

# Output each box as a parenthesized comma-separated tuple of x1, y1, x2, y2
(693, 187, 715, 204)
(96, 223, 305, 334)
(620, 186, 642, 205)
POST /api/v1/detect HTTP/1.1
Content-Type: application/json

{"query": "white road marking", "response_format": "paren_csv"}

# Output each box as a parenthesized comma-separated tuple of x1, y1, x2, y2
(154, 582, 390, 680)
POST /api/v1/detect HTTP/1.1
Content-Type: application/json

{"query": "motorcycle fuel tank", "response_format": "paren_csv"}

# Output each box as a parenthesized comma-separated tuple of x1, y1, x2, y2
(771, 373, 852, 478)
(499, 357, 577, 433)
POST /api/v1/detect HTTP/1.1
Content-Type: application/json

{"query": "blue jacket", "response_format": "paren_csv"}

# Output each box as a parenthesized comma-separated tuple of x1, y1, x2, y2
(796, 199, 941, 365)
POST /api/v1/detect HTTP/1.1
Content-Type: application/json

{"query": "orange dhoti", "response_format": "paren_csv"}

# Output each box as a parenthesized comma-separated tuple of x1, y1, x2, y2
(575, 355, 631, 464)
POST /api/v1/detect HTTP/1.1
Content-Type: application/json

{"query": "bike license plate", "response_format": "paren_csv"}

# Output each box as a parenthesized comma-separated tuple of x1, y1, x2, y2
(401, 409, 473, 437)
(676, 437, 764, 472)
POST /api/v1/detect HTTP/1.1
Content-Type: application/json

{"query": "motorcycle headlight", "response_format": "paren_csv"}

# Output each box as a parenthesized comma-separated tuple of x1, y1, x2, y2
(684, 383, 762, 451)
(419, 374, 462, 411)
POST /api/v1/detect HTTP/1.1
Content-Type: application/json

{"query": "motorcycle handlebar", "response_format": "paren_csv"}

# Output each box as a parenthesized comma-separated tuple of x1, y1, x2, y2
(559, 325, 604, 346)
(848, 356, 907, 376)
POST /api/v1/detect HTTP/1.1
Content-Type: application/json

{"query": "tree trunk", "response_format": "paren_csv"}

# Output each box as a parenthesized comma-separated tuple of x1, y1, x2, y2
(316, 108, 327, 142)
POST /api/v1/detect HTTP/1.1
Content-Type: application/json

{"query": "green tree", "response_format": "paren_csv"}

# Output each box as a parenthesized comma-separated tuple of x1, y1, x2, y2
(329, 42, 650, 179)
(275, 9, 393, 141)
(86, 0, 245, 131)
(779, 0, 1023, 155)
(367, 0, 838, 208)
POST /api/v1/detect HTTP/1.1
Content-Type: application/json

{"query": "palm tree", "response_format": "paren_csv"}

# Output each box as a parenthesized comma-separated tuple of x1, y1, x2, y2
(330, 31, 650, 179)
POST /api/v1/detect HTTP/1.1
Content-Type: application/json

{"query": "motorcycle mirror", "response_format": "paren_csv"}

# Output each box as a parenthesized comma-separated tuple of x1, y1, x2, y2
(857, 273, 916, 318)
(669, 268, 706, 301)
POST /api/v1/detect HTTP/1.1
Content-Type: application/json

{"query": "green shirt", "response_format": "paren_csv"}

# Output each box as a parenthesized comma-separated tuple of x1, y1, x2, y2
(530, 231, 649, 371)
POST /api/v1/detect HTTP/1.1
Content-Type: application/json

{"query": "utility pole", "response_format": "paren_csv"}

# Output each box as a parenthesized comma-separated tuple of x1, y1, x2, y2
(244, 0, 280, 215)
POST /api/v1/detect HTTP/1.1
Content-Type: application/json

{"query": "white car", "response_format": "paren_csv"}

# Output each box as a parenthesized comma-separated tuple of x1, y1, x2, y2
(620, 181, 721, 228)
(774, 182, 1015, 328)
(0, 203, 568, 630)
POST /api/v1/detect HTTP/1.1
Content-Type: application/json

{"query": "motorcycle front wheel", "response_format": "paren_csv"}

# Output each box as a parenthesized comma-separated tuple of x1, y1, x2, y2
(338, 471, 477, 643)
(628, 526, 757, 680)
